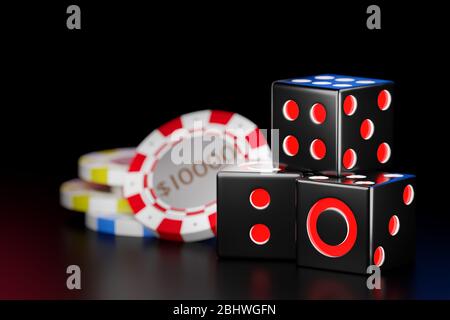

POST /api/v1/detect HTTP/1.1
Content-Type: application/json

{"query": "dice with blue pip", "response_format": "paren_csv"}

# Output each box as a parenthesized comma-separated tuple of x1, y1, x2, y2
(272, 75, 394, 176)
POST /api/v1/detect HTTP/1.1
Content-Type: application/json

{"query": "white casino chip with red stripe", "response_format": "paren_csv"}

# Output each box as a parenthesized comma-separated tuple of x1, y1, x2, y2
(124, 110, 271, 242)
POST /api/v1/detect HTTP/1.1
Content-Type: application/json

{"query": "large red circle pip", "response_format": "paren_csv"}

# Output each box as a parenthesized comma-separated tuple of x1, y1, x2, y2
(306, 198, 358, 258)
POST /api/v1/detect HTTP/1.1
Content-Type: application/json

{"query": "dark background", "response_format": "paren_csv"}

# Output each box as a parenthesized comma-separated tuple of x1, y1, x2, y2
(1, 1, 449, 299)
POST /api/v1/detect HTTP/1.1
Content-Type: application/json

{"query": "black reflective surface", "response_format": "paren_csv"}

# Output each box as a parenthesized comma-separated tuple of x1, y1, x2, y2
(1, 177, 449, 299)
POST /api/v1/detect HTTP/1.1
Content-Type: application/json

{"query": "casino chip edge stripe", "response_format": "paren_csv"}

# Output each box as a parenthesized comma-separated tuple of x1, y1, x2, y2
(60, 179, 132, 214)
(85, 211, 155, 238)
(78, 148, 136, 187)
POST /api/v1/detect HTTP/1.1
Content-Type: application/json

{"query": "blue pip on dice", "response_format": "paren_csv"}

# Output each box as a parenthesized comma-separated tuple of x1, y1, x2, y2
(217, 75, 416, 274)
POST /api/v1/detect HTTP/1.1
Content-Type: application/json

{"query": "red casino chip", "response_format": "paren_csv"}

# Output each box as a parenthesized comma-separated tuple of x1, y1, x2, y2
(124, 110, 271, 242)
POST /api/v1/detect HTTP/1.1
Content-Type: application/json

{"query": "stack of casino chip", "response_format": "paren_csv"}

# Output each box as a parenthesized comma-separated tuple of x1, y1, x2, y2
(60, 109, 270, 241)
(60, 148, 155, 238)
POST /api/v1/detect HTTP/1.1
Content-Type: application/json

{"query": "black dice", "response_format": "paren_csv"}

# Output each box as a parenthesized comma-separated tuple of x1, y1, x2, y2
(297, 173, 415, 274)
(217, 164, 300, 259)
(272, 75, 394, 176)
(216, 74, 416, 276)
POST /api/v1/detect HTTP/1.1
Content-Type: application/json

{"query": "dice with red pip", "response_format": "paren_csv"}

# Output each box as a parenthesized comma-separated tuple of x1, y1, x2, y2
(216, 74, 416, 275)
(297, 173, 416, 274)
(272, 75, 394, 176)
(217, 163, 300, 260)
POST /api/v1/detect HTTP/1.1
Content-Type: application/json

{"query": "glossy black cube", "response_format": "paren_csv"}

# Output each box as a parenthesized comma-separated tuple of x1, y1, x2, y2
(297, 172, 416, 274)
(272, 75, 394, 176)
(217, 166, 300, 260)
